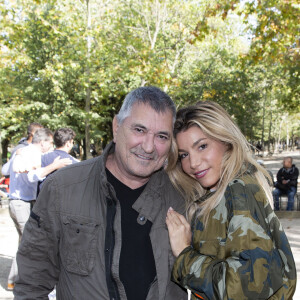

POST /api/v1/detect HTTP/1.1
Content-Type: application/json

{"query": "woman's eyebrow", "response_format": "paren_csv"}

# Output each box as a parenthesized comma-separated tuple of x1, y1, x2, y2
(192, 138, 207, 148)
(178, 138, 207, 152)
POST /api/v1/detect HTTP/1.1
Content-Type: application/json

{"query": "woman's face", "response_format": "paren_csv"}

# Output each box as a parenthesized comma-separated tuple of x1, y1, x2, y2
(176, 126, 227, 190)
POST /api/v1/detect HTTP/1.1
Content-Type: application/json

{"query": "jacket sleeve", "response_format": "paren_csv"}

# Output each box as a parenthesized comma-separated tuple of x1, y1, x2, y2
(14, 177, 60, 299)
(27, 168, 45, 183)
(289, 167, 299, 187)
(172, 180, 295, 300)
(276, 168, 283, 183)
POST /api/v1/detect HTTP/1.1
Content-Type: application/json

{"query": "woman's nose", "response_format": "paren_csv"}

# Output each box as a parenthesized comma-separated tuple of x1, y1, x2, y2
(189, 153, 200, 169)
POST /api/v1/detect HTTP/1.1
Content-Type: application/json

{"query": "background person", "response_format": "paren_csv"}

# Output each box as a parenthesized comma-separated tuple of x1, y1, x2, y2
(33, 127, 79, 195)
(1, 128, 71, 290)
(14, 86, 187, 300)
(273, 156, 299, 211)
(10, 122, 44, 157)
(166, 101, 296, 299)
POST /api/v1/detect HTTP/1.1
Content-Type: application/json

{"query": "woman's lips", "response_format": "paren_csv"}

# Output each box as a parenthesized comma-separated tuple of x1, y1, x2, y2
(194, 169, 209, 178)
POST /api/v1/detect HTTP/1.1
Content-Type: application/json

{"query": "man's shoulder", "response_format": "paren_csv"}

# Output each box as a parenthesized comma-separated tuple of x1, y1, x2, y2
(41, 151, 59, 166)
(277, 167, 284, 174)
(11, 142, 27, 154)
(42, 151, 58, 159)
(50, 156, 104, 187)
(151, 169, 175, 190)
(153, 170, 185, 212)
(17, 144, 39, 158)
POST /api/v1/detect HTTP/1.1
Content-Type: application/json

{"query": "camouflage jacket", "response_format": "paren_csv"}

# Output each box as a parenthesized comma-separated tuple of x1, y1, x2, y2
(172, 173, 296, 300)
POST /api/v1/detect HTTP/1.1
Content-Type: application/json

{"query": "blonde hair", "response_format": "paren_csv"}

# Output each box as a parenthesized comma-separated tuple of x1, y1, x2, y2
(167, 101, 273, 225)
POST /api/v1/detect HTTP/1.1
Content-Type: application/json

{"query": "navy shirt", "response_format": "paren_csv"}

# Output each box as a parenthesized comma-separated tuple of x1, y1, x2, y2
(38, 149, 78, 194)
(41, 149, 78, 167)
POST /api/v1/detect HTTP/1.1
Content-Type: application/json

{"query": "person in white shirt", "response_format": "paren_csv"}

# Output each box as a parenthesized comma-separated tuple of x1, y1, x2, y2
(2, 128, 71, 290)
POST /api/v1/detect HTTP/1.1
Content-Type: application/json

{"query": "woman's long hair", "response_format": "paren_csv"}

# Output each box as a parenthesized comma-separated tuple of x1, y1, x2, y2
(167, 101, 273, 225)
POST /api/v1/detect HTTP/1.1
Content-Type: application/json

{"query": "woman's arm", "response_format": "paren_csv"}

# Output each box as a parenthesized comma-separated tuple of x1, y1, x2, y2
(167, 180, 296, 300)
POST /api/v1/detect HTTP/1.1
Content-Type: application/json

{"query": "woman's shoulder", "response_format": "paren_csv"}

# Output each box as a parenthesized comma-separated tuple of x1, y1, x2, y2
(225, 173, 266, 211)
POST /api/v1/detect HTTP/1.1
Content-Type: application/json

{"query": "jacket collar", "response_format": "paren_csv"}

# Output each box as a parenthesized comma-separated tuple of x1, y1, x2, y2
(132, 170, 166, 224)
(283, 164, 296, 174)
(97, 142, 117, 200)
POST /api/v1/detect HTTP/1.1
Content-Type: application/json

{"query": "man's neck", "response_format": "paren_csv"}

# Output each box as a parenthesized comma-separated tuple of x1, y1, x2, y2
(105, 154, 149, 190)
(56, 146, 69, 153)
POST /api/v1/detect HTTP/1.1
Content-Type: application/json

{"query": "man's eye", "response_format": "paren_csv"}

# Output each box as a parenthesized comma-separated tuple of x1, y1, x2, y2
(158, 135, 168, 140)
(134, 128, 144, 133)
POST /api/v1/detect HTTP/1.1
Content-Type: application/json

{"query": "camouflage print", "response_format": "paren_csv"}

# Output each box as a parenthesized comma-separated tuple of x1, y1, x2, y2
(172, 173, 296, 300)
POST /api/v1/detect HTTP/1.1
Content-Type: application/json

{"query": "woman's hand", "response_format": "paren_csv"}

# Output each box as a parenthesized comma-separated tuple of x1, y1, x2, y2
(166, 207, 192, 257)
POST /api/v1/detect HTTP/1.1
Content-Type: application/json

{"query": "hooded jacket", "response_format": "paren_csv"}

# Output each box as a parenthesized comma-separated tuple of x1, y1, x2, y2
(14, 142, 187, 300)
(276, 164, 299, 190)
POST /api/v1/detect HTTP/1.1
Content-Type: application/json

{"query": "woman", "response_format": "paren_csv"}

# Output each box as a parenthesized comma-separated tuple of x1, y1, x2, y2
(166, 101, 296, 300)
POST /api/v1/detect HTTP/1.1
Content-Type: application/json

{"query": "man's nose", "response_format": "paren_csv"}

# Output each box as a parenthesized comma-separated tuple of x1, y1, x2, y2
(142, 133, 155, 153)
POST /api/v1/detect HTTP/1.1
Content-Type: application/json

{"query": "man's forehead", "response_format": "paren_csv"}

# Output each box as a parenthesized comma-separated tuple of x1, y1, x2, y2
(125, 103, 173, 127)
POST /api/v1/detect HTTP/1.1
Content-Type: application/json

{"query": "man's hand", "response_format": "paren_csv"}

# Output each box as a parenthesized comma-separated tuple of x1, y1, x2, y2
(52, 156, 72, 170)
(166, 207, 192, 257)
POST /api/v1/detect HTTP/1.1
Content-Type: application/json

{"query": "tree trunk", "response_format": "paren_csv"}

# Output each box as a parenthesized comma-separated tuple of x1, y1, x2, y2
(261, 92, 266, 154)
(286, 122, 289, 151)
(267, 110, 272, 152)
(85, 0, 92, 160)
(1, 138, 9, 166)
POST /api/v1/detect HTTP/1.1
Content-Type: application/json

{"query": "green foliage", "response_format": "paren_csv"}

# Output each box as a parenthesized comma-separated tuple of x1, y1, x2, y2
(0, 0, 298, 161)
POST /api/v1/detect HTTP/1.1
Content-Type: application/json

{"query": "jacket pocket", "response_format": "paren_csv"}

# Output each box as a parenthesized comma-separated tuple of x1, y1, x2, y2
(60, 215, 100, 275)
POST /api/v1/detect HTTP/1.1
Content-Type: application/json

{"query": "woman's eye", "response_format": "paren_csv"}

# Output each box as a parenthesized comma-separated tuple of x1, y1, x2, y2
(179, 153, 188, 160)
(199, 144, 207, 150)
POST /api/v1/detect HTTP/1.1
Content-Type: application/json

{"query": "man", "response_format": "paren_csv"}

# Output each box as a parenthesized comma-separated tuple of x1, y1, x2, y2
(1, 122, 44, 199)
(273, 156, 299, 211)
(33, 127, 78, 194)
(14, 87, 186, 299)
(1, 128, 71, 290)
(10, 122, 44, 156)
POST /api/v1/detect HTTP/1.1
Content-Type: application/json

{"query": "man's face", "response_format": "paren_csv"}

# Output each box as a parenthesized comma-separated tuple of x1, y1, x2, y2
(112, 103, 173, 181)
(65, 139, 74, 153)
(40, 138, 54, 153)
(283, 158, 292, 169)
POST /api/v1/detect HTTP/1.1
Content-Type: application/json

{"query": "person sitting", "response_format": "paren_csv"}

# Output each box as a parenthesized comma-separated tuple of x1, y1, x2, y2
(273, 156, 299, 211)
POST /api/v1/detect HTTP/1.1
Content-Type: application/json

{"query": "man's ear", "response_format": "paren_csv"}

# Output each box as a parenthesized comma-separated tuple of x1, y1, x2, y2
(112, 116, 119, 143)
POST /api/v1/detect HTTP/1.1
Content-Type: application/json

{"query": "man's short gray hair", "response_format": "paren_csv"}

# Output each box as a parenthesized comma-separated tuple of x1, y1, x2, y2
(116, 86, 176, 124)
(32, 128, 53, 144)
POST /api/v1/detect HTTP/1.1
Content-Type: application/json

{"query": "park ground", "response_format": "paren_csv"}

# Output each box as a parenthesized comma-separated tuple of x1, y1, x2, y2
(0, 150, 300, 299)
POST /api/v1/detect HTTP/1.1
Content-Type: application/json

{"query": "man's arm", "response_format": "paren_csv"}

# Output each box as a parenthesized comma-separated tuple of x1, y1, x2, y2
(27, 156, 72, 182)
(1, 160, 11, 176)
(14, 177, 60, 299)
(289, 167, 299, 187)
(276, 169, 283, 183)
